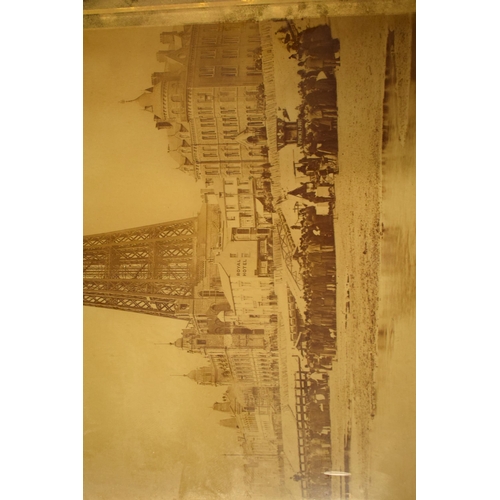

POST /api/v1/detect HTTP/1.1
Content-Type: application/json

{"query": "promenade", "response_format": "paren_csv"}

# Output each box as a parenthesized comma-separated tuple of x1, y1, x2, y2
(262, 14, 415, 499)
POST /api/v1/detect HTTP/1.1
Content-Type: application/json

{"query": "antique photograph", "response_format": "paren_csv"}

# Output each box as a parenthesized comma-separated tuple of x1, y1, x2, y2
(84, 3, 416, 499)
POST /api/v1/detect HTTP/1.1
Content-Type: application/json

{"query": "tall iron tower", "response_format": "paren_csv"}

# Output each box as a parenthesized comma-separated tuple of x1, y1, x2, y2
(83, 216, 202, 319)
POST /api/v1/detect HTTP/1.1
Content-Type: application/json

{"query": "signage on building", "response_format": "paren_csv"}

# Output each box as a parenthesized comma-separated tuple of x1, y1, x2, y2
(236, 259, 248, 276)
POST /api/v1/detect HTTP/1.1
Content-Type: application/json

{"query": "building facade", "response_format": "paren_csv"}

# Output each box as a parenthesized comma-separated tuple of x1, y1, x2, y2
(130, 22, 269, 183)
(216, 240, 277, 329)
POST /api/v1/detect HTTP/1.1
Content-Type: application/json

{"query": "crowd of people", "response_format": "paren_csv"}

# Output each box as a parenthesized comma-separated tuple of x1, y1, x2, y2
(290, 204, 337, 495)
(276, 21, 342, 493)
(278, 21, 341, 168)
(300, 371, 334, 498)
(297, 205, 337, 364)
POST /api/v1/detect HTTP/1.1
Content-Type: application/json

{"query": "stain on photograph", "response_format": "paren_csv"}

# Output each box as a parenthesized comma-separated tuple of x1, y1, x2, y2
(84, 8, 415, 500)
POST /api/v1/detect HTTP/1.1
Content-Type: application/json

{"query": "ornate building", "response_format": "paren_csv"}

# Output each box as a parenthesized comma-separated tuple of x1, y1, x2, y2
(173, 325, 278, 388)
(214, 386, 284, 498)
(128, 22, 269, 184)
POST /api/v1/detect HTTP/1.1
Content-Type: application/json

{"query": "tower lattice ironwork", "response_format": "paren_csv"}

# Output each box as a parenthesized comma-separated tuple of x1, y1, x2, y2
(83, 217, 200, 319)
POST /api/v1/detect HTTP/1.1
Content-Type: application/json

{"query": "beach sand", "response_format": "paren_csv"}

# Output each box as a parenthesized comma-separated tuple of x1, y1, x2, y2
(328, 14, 415, 500)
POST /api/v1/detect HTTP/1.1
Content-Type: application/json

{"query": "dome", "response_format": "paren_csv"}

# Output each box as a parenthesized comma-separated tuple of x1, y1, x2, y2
(135, 82, 166, 120)
(124, 72, 188, 125)
(168, 150, 186, 166)
(167, 135, 183, 150)
(123, 81, 168, 121)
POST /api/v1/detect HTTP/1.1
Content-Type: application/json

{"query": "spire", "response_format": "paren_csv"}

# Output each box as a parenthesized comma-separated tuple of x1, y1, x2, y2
(119, 92, 146, 106)
(122, 79, 181, 127)
(119, 87, 158, 115)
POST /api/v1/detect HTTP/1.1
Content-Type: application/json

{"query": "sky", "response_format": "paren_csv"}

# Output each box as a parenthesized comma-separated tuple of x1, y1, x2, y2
(84, 26, 202, 235)
(83, 26, 244, 499)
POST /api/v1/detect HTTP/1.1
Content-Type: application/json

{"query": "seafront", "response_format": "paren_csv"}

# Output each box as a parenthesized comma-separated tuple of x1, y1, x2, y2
(265, 15, 415, 499)
(83, 16, 415, 498)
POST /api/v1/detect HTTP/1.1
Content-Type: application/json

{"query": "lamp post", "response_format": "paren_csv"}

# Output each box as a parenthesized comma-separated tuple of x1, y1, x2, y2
(291, 202, 304, 230)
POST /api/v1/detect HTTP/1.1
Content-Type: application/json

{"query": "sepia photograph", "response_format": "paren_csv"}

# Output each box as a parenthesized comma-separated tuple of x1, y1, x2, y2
(83, 2, 416, 499)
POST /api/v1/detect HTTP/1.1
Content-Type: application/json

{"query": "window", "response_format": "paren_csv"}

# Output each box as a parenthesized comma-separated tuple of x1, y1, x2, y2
(220, 107, 236, 115)
(197, 93, 213, 102)
(200, 117, 215, 128)
(198, 66, 215, 78)
(201, 36, 217, 46)
(222, 117, 238, 126)
(202, 163, 219, 171)
(221, 66, 237, 77)
(246, 66, 262, 76)
(223, 145, 240, 158)
(201, 132, 216, 141)
(223, 130, 238, 140)
(223, 35, 239, 45)
(201, 48, 216, 59)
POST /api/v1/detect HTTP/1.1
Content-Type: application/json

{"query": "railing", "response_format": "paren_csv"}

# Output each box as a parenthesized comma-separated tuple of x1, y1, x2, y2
(294, 369, 310, 498)
(275, 209, 303, 290)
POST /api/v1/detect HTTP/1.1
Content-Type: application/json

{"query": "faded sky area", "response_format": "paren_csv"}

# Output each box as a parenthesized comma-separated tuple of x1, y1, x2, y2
(84, 26, 201, 235)
(84, 27, 244, 499)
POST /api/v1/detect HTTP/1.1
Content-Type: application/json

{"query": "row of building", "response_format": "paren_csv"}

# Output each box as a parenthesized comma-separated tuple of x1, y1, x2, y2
(150, 23, 288, 495)
(130, 22, 269, 182)
(85, 21, 306, 496)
